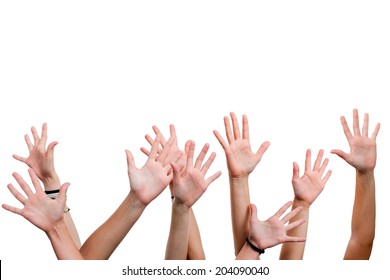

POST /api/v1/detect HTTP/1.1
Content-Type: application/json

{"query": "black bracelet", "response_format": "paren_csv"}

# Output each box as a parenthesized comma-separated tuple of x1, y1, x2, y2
(44, 189, 60, 194)
(246, 237, 265, 254)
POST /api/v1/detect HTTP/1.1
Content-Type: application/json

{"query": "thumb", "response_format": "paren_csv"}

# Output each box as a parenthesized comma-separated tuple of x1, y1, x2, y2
(47, 141, 59, 157)
(250, 203, 258, 224)
(292, 162, 300, 180)
(330, 149, 349, 161)
(170, 162, 181, 183)
(125, 150, 136, 172)
(58, 182, 70, 206)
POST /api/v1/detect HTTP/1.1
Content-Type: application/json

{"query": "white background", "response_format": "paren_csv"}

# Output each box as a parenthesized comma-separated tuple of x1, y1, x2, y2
(0, 1, 389, 279)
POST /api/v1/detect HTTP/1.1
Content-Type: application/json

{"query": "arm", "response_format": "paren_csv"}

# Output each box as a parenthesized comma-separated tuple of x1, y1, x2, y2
(331, 109, 380, 260)
(80, 134, 181, 259)
(165, 141, 221, 260)
(213, 113, 270, 256)
(236, 202, 306, 260)
(142, 125, 206, 259)
(13, 123, 81, 248)
(279, 149, 332, 260)
(2, 169, 83, 259)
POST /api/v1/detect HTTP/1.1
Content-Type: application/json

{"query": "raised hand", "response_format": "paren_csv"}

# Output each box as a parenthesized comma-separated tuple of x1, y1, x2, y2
(126, 135, 182, 206)
(13, 123, 60, 190)
(171, 141, 221, 208)
(249, 201, 306, 250)
(331, 109, 380, 173)
(292, 149, 332, 206)
(213, 112, 270, 178)
(2, 169, 69, 233)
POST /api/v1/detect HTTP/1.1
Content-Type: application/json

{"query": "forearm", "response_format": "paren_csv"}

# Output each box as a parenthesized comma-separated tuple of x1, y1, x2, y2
(46, 219, 84, 260)
(279, 199, 309, 260)
(80, 191, 146, 259)
(344, 171, 375, 259)
(187, 208, 205, 260)
(165, 201, 190, 260)
(236, 242, 260, 260)
(229, 176, 250, 256)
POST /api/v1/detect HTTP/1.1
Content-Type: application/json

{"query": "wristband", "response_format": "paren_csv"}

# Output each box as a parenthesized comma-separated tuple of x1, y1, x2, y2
(246, 237, 265, 254)
(45, 189, 60, 199)
(64, 207, 70, 213)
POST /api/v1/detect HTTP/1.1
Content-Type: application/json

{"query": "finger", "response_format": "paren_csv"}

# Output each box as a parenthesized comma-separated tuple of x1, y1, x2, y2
(158, 135, 174, 164)
(322, 170, 332, 185)
(255, 141, 270, 158)
(13, 172, 34, 198)
(195, 143, 210, 169)
(362, 113, 369, 137)
(145, 134, 154, 147)
(330, 149, 349, 162)
(223, 115, 234, 144)
(340, 116, 353, 143)
(186, 140, 195, 168)
(352, 108, 361, 137)
(371, 123, 380, 140)
(304, 149, 311, 172)
(125, 150, 136, 172)
(292, 162, 300, 180)
(201, 151, 216, 174)
(140, 147, 150, 156)
(313, 149, 324, 171)
(284, 236, 307, 243)
(47, 141, 58, 159)
(24, 134, 34, 152)
(152, 125, 167, 147)
(40, 123, 48, 148)
(285, 218, 306, 231)
(58, 182, 70, 206)
(250, 204, 259, 224)
(31, 126, 40, 145)
(206, 170, 222, 186)
(170, 162, 181, 183)
(169, 124, 177, 147)
(242, 114, 249, 140)
(231, 112, 241, 140)
(164, 151, 183, 174)
(7, 183, 28, 205)
(318, 158, 329, 177)
(28, 168, 44, 194)
(12, 154, 27, 163)
(274, 201, 293, 218)
(281, 206, 303, 224)
(149, 135, 161, 159)
(2, 204, 23, 215)
(213, 130, 229, 151)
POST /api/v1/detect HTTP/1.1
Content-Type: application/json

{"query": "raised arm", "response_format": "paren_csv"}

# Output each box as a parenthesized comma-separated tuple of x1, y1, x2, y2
(79, 135, 181, 259)
(2, 169, 83, 259)
(165, 141, 221, 260)
(13, 123, 81, 248)
(213, 113, 270, 256)
(331, 109, 380, 260)
(236, 201, 306, 260)
(280, 149, 332, 260)
(142, 125, 206, 259)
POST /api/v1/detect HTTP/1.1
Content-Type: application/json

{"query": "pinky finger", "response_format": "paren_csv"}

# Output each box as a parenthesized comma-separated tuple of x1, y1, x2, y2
(140, 147, 150, 156)
(2, 204, 23, 215)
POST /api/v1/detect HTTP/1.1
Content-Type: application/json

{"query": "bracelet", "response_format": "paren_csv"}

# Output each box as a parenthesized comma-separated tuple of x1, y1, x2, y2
(45, 189, 60, 199)
(64, 207, 70, 213)
(246, 237, 265, 254)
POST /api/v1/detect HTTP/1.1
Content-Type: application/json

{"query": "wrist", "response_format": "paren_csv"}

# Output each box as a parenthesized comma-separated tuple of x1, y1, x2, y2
(46, 218, 67, 238)
(173, 198, 191, 211)
(229, 175, 249, 185)
(42, 174, 61, 191)
(293, 198, 311, 209)
(128, 191, 148, 209)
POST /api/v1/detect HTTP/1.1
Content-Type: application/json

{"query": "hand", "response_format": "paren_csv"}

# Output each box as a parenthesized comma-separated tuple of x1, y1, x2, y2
(331, 109, 380, 173)
(171, 141, 222, 208)
(248, 201, 306, 250)
(213, 112, 270, 178)
(2, 169, 70, 233)
(13, 123, 60, 190)
(140, 124, 187, 195)
(127, 135, 182, 206)
(292, 149, 332, 206)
